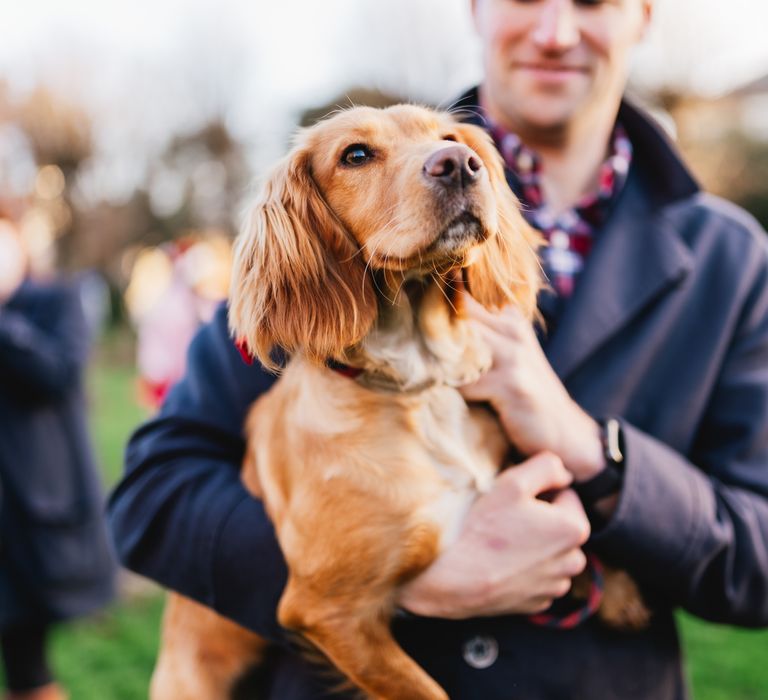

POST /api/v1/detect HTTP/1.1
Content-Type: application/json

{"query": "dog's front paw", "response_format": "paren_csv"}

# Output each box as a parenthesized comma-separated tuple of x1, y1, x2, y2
(446, 330, 492, 387)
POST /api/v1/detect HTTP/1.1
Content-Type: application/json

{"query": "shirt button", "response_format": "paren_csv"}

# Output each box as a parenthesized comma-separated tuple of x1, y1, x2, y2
(462, 635, 499, 669)
(550, 229, 570, 249)
(517, 152, 534, 173)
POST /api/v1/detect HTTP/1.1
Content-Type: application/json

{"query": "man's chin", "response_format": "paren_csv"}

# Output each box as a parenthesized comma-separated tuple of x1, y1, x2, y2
(506, 97, 588, 138)
(485, 81, 592, 138)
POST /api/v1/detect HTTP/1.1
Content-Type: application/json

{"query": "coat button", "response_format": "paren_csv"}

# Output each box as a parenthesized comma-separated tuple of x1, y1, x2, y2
(462, 635, 499, 669)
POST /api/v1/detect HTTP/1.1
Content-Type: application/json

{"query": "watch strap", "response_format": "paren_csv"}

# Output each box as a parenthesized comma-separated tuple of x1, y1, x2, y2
(573, 418, 625, 504)
(573, 462, 623, 503)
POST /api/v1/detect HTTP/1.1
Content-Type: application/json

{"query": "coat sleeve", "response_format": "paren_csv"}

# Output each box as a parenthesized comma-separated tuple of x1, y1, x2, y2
(590, 245, 768, 627)
(107, 304, 289, 640)
(0, 281, 90, 400)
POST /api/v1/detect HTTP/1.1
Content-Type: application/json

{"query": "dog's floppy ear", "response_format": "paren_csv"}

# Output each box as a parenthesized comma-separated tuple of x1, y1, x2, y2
(455, 122, 543, 320)
(229, 146, 376, 371)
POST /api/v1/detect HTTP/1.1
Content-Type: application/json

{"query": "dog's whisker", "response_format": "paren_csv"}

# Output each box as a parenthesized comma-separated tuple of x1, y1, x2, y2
(437, 93, 482, 119)
(493, 210, 547, 278)
(364, 234, 402, 306)
(361, 241, 385, 302)
(382, 234, 408, 305)
(430, 270, 460, 316)
(343, 202, 401, 268)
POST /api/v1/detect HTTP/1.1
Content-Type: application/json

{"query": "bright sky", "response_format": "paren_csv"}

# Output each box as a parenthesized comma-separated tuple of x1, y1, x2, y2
(1, 0, 767, 202)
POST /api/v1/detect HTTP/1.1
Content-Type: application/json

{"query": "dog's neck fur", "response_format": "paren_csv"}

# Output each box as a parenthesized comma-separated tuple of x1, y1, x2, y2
(342, 270, 491, 393)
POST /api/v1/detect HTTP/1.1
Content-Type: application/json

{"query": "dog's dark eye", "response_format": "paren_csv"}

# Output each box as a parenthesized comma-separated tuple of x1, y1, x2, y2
(341, 144, 374, 166)
(442, 134, 459, 142)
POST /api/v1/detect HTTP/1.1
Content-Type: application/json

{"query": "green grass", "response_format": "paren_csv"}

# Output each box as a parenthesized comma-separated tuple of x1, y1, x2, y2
(50, 593, 165, 700)
(26, 340, 768, 699)
(679, 613, 768, 700)
(87, 332, 150, 487)
(47, 341, 161, 699)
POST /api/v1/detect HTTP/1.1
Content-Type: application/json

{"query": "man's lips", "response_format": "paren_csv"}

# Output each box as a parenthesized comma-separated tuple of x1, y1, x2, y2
(513, 62, 589, 77)
(514, 61, 588, 71)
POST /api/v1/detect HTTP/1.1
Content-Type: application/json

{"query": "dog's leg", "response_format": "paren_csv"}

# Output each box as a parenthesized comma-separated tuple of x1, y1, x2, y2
(307, 613, 447, 700)
(279, 585, 447, 700)
(275, 520, 449, 700)
(151, 594, 268, 700)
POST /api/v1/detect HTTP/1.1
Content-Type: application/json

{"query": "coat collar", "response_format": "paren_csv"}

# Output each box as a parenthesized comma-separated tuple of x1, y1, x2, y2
(453, 85, 699, 380)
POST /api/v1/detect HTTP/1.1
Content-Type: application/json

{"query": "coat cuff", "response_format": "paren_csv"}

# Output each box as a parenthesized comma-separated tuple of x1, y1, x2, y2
(209, 493, 289, 641)
(588, 421, 715, 595)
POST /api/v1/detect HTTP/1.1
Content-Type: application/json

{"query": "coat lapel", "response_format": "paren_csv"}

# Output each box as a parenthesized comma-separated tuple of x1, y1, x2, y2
(543, 174, 694, 380)
(451, 86, 701, 381)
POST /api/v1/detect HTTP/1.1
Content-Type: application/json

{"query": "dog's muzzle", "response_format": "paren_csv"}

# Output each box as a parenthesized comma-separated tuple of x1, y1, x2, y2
(429, 211, 486, 257)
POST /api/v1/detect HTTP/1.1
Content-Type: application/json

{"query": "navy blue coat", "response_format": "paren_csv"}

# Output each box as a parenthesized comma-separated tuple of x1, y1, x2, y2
(0, 278, 116, 629)
(109, 95, 768, 699)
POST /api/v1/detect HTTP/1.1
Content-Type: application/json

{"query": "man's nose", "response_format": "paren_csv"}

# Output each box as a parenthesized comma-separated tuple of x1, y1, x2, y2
(532, 0, 580, 52)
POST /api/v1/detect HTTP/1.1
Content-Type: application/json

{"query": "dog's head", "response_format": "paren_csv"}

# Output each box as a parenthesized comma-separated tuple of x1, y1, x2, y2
(230, 104, 542, 370)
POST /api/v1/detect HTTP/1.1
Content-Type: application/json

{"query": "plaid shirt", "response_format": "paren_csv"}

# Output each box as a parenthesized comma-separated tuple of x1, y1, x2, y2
(484, 118, 633, 300)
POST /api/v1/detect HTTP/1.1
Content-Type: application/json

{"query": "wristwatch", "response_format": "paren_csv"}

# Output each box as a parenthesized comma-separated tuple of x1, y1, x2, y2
(573, 417, 625, 505)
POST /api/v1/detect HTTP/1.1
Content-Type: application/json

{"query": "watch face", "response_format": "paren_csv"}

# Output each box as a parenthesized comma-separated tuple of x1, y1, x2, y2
(604, 418, 624, 465)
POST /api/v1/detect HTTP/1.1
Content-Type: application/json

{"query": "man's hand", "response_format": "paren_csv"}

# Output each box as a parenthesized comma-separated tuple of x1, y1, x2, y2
(459, 295, 605, 481)
(0, 222, 26, 304)
(398, 452, 590, 619)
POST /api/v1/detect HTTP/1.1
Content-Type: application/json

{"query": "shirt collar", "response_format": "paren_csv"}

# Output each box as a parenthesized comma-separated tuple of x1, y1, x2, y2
(478, 100, 632, 222)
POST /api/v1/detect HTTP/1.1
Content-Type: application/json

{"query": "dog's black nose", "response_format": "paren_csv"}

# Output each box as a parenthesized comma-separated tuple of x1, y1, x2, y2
(423, 146, 483, 189)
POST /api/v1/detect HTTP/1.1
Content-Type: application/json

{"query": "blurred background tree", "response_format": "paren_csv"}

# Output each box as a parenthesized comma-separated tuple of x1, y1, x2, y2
(663, 75, 768, 228)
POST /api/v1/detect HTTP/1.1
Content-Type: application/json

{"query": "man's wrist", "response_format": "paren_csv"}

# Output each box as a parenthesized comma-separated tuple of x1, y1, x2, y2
(572, 418, 626, 523)
(564, 414, 606, 481)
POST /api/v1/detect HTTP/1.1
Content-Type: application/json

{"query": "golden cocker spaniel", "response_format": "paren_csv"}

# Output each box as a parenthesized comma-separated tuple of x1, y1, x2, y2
(151, 104, 645, 700)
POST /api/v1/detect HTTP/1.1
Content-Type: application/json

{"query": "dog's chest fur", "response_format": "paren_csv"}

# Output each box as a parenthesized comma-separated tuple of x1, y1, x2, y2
(243, 277, 507, 564)
(251, 363, 505, 553)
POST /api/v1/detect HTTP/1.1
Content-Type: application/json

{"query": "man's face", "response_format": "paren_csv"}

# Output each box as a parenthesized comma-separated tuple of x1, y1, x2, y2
(472, 0, 652, 135)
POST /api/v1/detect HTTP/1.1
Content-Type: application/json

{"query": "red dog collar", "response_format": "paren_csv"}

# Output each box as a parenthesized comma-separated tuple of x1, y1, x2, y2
(234, 339, 364, 380)
(528, 553, 605, 630)
(235, 337, 254, 365)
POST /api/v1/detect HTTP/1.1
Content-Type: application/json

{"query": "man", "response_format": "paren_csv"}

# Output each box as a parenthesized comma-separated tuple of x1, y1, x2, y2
(109, 0, 768, 698)
(399, 0, 654, 614)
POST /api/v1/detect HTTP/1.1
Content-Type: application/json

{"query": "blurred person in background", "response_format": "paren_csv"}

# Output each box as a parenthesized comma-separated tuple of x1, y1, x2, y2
(0, 216, 115, 700)
(124, 235, 232, 409)
(109, 0, 768, 698)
